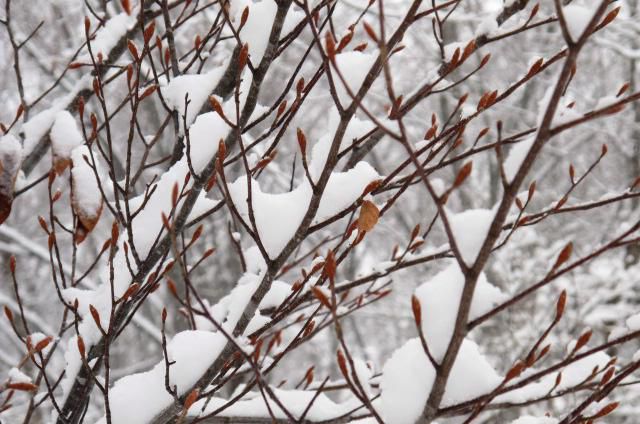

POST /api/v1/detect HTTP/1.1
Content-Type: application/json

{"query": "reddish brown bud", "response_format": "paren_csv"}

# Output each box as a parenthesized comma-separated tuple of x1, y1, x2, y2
(167, 278, 179, 298)
(411, 295, 422, 327)
(337, 30, 354, 52)
(553, 242, 573, 270)
(34, 336, 52, 353)
(311, 286, 332, 309)
(111, 222, 119, 245)
(218, 139, 226, 160)
(89, 304, 104, 333)
(527, 58, 544, 78)
(530, 3, 540, 19)
(121, 0, 132, 15)
(238, 43, 249, 70)
(122, 283, 139, 301)
(297, 128, 307, 155)
(276, 100, 287, 119)
(574, 329, 592, 352)
(528, 181, 536, 201)
(4, 306, 14, 322)
(183, 388, 199, 411)
(7, 382, 38, 392)
(77, 336, 86, 358)
(240, 7, 249, 29)
(191, 225, 203, 244)
(324, 250, 337, 283)
(599, 7, 620, 29)
(140, 85, 157, 101)
(171, 182, 179, 207)
(462, 39, 476, 61)
(424, 125, 437, 140)
(336, 349, 349, 378)
(453, 162, 473, 188)
(480, 53, 491, 68)
(205, 173, 217, 192)
(144, 22, 156, 45)
(325, 32, 336, 60)
(353, 42, 368, 52)
(127, 39, 139, 61)
(78, 97, 85, 117)
(9, 255, 16, 274)
(589, 402, 619, 419)
(600, 367, 615, 386)
(505, 361, 525, 381)
(617, 82, 630, 98)
(556, 290, 567, 321)
(569, 164, 575, 182)
(362, 21, 378, 43)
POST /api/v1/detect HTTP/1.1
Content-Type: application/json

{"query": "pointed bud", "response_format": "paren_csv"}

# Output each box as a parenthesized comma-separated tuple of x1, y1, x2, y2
(453, 162, 473, 188)
(77, 336, 86, 358)
(411, 295, 422, 327)
(336, 349, 349, 378)
(553, 243, 573, 270)
(238, 43, 249, 70)
(297, 128, 307, 155)
(311, 287, 331, 309)
(556, 290, 567, 321)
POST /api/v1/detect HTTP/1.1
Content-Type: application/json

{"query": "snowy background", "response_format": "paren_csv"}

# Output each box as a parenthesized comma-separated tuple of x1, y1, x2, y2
(1, 0, 640, 423)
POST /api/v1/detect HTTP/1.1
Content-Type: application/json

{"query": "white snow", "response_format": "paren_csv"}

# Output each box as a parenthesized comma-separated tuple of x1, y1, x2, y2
(240, 0, 278, 66)
(504, 137, 535, 182)
(0, 134, 23, 191)
(162, 69, 225, 131)
(332, 51, 377, 107)
(378, 263, 506, 422)
(562, 4, 596, 41)
(229, 162, 378, 258)
(59, 97, 233, 419)
(94, 331, 227, 424)
(20, 72, 91, 156)
(414, 263, 506, 360)
(259, 280, 291, 310)
(0, 133, 23, 160)
(81, 13, 137, 63)
(626, 313, 640, 331)
(8, 367, 32, 384)
(496, 351, 611, 403)
(446, 207, 496, 266)
(594, 95, 619, 111)
(95, 269, 271, 422)
(51, 111, 84, 169)
(379, 338, 434, 424)
(228, 113, 380, 258)
(476, 16, 499, 37)
(443, 339, 502, 405)
(379, 338, 502, 423)
(244, 245, 267, 274)
(21, 13, 134, 158)
(71, 146, 102, 217)
(189, 387, 358, 421)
